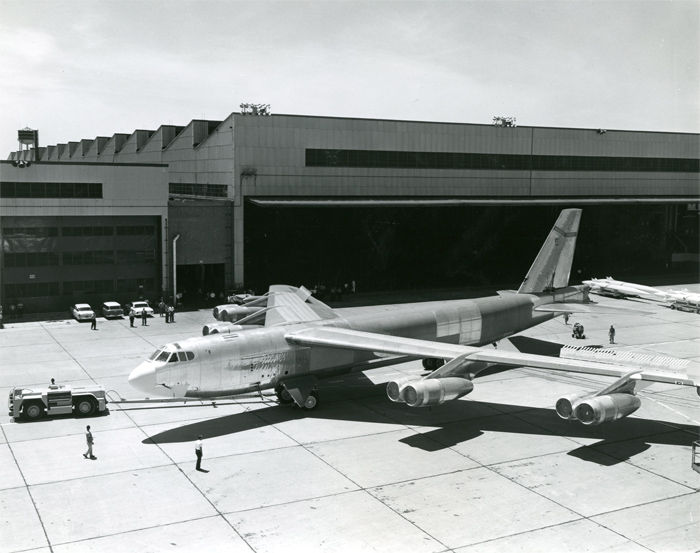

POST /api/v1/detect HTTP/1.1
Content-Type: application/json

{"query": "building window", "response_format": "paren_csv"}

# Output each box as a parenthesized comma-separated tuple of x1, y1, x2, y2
(4, 252, 60, 267)
(116, 250, 156, 264)
(169, 183, 228, 198)
(5, 282, 60, 299)
(62, 226, 113, 237)
(63, 280, 115, 295)
(305, 149, 700, 173)
(117, 278, 155, 293)
(116, 226, 155, 236)
(62, 251, 114, 265)
(3, 227, 59, 238)
(0, 182, 103, 198)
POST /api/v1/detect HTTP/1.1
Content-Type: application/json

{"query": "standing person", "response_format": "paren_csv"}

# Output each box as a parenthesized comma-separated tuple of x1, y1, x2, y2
(563, 313, 570, 325)
(83, 425, 96, 460)
(10, 303, 16, 319)
(129, 308, 136, 327)
(195, 435, 204, 471)
(141, 308, 148, 326)
(90, 313, 97, 330)
(169, 304, 175, 323)
(609, 325, 616, 344)
(159, 299, 165, 317)
(17, 302, 23, 319)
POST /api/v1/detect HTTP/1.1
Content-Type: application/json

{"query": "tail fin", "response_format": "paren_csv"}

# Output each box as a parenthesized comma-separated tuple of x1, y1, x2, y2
(517, 209, 581, 294)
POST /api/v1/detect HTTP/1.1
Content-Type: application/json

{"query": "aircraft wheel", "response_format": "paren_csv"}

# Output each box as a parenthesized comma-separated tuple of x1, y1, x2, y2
(22, 401, 45, 421)
(422, 359, 443, 371)
(74, 397, 97, 417)
(303, 390, 319, 411)
(276, 387, 294, 405)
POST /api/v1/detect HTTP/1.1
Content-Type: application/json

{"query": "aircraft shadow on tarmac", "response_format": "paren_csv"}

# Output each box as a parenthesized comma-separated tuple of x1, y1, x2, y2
(142, 375, 698, 467)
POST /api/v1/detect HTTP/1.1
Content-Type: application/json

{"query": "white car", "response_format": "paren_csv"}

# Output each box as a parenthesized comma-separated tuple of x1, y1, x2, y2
(101, 301, 124, 318)
(125, 301, 154, 317)
(70, 304, 95, 321)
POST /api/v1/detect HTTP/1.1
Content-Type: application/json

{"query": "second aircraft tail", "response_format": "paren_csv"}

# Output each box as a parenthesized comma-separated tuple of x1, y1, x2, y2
(517, 209, 581, 294)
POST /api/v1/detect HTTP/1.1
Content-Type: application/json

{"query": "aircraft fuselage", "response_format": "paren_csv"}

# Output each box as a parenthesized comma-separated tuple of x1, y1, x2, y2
(129, 286, 585, 399)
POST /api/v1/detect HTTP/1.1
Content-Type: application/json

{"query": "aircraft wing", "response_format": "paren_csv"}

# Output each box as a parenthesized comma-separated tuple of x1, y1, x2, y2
(534, 302, 653, 314)
(285, 327, 699, 388)
(265, 285, 338, 326)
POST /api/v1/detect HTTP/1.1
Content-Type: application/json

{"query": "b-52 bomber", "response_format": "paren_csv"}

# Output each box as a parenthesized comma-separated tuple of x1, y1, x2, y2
(129, 209, 699, 427)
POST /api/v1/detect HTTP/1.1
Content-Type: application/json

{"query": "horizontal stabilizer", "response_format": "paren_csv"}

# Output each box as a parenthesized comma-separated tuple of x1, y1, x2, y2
(534, 302, 653, 314)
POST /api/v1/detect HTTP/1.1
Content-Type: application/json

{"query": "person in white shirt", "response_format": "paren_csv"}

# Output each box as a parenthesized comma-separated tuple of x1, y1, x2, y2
(195, 435, 203, 471)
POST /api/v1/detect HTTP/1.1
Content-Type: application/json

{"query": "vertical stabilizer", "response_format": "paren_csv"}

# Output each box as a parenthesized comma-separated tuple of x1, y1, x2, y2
(517, 209, 581, 294)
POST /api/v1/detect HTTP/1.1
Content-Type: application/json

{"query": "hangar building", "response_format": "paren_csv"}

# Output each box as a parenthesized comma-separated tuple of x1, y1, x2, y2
(4, 112, 699, 313)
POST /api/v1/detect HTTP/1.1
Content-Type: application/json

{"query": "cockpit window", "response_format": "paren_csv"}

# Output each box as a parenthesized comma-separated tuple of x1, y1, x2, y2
(156, 351, 170, 362)
(148, 349, 163, 361)
(168, 353, 178, 363)
(177, 352, 187, 362)
(186, 351, 195, 361)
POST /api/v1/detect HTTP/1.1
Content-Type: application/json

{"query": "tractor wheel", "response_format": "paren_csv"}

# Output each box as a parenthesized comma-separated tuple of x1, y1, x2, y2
(74, 397, 97, 417)
(22, 401, 45, 421)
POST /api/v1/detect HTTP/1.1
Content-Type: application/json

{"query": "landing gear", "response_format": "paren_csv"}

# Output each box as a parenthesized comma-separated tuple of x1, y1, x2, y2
(302, 390, 319, 411)
(275, 386, 294, 405)
(422, 358, 445, 371)
(276, 377, 320, 410)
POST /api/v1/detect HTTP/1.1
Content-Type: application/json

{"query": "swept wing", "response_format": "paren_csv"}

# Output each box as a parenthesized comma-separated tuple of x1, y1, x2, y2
(285, 326, 698, 389)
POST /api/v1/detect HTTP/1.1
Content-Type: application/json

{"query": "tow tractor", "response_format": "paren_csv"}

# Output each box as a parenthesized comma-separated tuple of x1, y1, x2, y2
(8, 383, 107, 421)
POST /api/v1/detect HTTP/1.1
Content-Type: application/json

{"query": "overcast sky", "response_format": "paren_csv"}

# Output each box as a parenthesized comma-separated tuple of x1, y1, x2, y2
(1, 0, 698, 156)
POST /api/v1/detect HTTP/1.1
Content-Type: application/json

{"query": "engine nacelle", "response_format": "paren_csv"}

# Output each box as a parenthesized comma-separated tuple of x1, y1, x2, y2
(403, 377, 474, 407)
(202, 323, 263, 336)
(574, 393, 641, 425)
(213, 304, 264, 322)
(555, 391, 592, 420)
(387, 376, 422, 403)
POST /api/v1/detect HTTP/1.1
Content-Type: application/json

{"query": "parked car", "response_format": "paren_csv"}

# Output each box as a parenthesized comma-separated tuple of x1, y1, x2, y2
(124, 301, 154, 317)
(101, 301, 124, 318)
(70, 304, 95, 321)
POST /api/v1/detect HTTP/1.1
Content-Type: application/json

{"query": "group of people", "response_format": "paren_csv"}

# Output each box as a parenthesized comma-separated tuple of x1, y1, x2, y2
(563, 313, 617, 344)
(313, 280, 356, 302)
(158, 300, 177, 323)
(5, 301, 24, 319)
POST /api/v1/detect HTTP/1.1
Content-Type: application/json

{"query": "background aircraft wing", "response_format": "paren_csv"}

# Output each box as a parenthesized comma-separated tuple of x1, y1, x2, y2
(534, 302, 653, 314)
(265, 285, 338, 326)
(285, 327, 699, 388)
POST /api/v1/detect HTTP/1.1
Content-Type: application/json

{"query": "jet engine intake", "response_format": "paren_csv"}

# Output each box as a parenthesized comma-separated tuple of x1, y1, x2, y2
(387, 376, 423, 403)
(574, 393, 641, 425)
(555, 391, 591, 420)
(403, 377, 474, 407)
(213, 305, 264, 322)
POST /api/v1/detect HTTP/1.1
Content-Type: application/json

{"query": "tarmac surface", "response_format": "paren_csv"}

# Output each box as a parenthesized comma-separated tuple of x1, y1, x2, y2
(1, 285, 699, 553)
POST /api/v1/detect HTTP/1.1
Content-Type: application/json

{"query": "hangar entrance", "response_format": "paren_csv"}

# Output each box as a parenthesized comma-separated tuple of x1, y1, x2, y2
(243, 202, 697, 294)
(176, 263, 225, 307)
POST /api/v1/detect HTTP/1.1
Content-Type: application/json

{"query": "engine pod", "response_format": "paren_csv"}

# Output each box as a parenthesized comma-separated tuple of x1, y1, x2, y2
(386, 376, 422, 402)
(404, 377, 474, 407)
(574, 393, 641, 425)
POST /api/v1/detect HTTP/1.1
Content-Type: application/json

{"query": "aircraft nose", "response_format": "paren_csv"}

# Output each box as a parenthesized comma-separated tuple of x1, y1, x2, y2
(129, 362, 157, 395)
